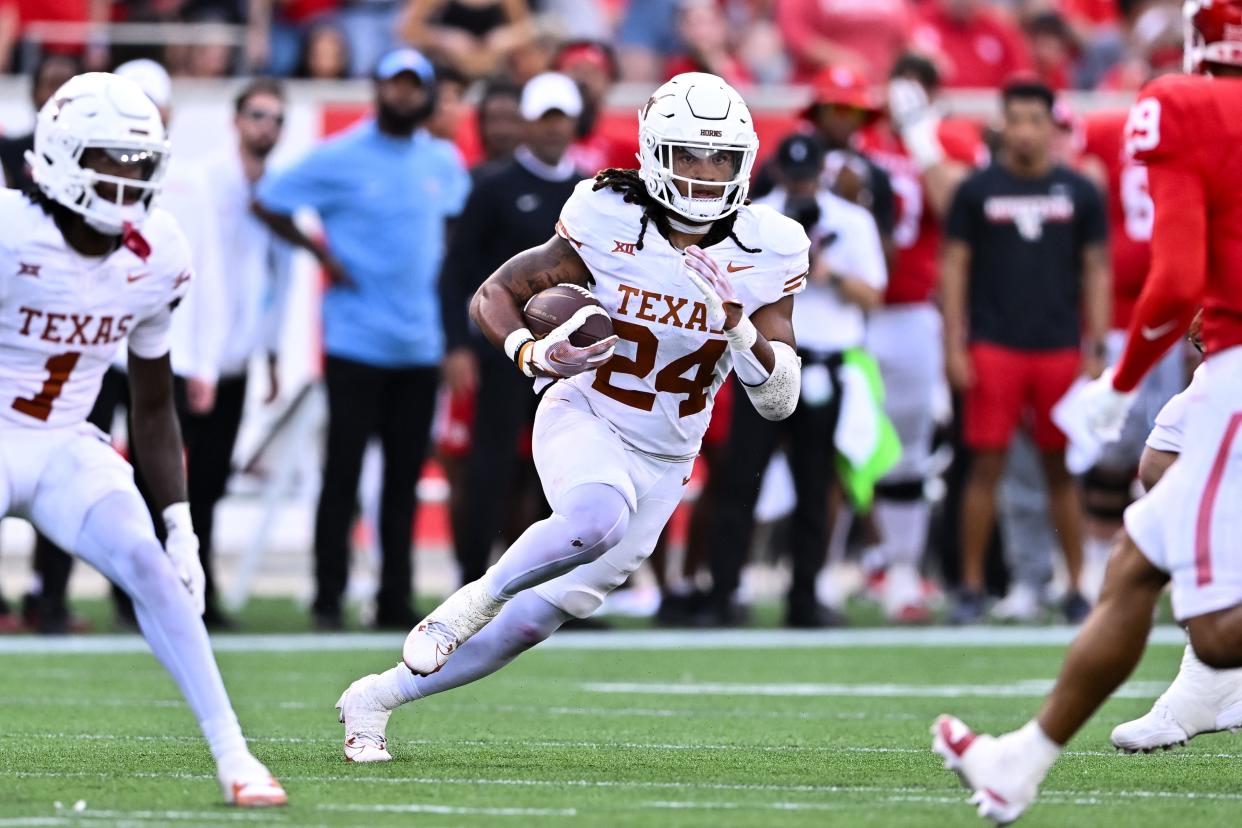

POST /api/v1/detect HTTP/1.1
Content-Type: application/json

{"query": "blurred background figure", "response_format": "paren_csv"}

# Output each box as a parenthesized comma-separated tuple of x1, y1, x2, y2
(247, 0, 342, 77)
(702, 133, 887, 629)
(472, 77, 523, 172)
(666, 0, 751, 86)
(426, 62, 469, 141)
(254, 48, 469, 630)
(171, 78, 294, 629)
(553, 39, 634, 175)
(857, 53, 980, 622)
(776, 0, 913, 83)
(400, 0, 532, 79)
(911, 0, 1034, 90)
(438, 71, 581, 585)
(338, 0, 405, 77)
(940, 79, 1109, 625)
(295, 20, 352, 79)
(614, 0, 681, 82)
(0, 52, 80, 188)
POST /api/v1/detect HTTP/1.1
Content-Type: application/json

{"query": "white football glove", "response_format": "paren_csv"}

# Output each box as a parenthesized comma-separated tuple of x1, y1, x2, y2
(1081, 367, 1138, 444)
(519, 306, 617, 379)
(683, 245, 742, 333)
(163, 502, 206, 617)
(886, 77, 944, 171)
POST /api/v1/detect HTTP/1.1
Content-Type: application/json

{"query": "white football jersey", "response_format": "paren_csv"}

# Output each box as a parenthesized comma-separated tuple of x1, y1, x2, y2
(555, 180, 809, 459)
(0, 190, 192, 429)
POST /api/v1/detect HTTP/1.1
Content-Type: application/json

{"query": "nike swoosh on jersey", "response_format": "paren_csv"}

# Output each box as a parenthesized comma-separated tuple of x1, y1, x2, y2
(1140, 320, 1178, 340)
(126, 271, 152, 283)
(726, 262, 754, 273)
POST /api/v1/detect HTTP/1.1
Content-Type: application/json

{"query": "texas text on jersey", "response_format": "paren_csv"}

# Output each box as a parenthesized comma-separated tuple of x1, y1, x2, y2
(0, 190, 193, 428)
(555, 178, 809, 460)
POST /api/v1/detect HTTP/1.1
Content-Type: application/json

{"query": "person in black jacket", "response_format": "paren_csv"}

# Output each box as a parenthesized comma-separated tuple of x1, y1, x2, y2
(438, 72, 585, 583)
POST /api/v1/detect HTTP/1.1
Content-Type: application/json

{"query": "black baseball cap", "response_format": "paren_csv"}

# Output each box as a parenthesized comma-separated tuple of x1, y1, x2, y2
(775, 133, 826, 182)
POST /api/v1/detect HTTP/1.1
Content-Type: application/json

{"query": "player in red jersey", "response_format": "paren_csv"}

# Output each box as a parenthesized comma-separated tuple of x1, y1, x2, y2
(855, 53, 985, 620)
(928, 2, 1242, 822)
(1076, 107, 1186, 599)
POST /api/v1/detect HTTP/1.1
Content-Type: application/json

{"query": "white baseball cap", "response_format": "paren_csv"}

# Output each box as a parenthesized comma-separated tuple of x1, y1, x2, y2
(114, 59, 172, 110)
(520, 72, 583, 121)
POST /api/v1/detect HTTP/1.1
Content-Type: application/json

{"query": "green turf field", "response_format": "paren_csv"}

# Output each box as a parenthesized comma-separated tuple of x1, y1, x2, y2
(1, 627, 1237, 827)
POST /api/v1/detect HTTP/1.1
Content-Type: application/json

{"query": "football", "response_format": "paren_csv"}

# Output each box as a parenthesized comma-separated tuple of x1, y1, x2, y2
(522, 283, 614, 347)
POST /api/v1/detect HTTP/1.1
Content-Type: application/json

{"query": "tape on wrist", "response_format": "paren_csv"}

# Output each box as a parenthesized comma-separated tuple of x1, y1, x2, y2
(504, 328, 536, 374)
(724, 315, 758, 351)
(163, 502, 193, 536)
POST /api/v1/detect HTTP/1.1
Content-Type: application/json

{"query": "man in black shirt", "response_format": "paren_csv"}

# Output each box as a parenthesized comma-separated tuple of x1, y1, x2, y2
(942, 79, 1111, 624)
(438, 72, 584, 583)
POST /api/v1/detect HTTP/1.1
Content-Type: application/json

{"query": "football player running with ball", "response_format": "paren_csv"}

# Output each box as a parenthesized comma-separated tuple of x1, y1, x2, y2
(930, 1, 1242, 822)
(0, 73, 285, 804)
(337, 73, 810, 761)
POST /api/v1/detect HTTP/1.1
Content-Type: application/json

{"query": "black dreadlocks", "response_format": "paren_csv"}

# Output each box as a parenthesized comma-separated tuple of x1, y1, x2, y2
(591, 168, 762, 254)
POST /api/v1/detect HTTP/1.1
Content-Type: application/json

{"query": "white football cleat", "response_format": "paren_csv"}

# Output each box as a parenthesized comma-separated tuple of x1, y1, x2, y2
(403, 581, 503, 676)
(1111, 644, 1242, 752)
(931, 715, 1039, 825)
(337, 674, 394, 763)
(217, 752, 287, 807)
(402, 620, 460, 677)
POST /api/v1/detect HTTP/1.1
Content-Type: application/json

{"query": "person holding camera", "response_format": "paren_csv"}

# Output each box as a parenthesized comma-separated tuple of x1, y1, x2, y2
(700, 133, 888, 627)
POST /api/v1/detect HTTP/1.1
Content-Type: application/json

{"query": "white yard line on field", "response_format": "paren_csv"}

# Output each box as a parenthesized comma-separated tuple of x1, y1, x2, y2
(581, 679, 1174, 700)
(10, 730, 1242, 760)
(318, 804, 576, 817)
(0, 626, 1190, 655)
(6, 769, 1242, 805)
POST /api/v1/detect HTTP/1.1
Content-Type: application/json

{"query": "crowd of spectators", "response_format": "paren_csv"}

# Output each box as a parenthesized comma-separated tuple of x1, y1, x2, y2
(0, 0, 1189, 93)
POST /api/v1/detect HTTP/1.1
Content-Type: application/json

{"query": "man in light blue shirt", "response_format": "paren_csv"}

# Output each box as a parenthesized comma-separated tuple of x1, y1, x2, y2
(255, 47, 470, 630)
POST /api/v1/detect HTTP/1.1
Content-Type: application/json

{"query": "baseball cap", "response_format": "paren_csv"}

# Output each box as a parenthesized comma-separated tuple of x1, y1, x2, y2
(802, 66, 879, 121)
(775, 133, 826, 181)
(520, 72, 583, 120)
(374, 47, 436, 85)
(114, 59, 172, 110)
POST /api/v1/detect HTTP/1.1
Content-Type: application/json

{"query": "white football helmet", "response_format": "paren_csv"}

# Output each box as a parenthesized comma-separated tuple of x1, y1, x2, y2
(637, 72, 758, 224)
(26, 72, 169, 235)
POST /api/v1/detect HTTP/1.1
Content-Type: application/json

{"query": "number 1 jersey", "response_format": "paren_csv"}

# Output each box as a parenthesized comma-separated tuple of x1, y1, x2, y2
(0, 191, 193, 429)
(554, 179, 809, 460)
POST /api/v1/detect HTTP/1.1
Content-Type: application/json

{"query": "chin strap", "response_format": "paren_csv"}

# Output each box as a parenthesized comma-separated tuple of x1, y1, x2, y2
(667, 213, 716, 234)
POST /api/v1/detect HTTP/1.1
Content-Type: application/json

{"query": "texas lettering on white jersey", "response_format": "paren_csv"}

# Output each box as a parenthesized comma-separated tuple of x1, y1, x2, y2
(0, 190, 193, 429)
(555, 179, 809, 459)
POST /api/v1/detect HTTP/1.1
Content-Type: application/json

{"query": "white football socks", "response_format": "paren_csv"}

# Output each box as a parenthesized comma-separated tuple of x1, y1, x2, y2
(381, 591, 570, 706)
(1004, 720, 1063, 780)
(73, 492, 247, 762)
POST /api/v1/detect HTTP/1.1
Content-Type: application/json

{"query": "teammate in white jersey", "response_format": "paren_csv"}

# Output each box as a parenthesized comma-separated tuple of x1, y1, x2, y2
(1108, 360, 1242, 752)
(0, 72, 285, 806)
(337, 72, 810, 761)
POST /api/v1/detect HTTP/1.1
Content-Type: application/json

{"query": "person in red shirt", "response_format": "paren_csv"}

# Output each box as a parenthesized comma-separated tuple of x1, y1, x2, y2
(854, 53, 981, 620)
(664, 0, 752, 88)
(554, 40, 638, 175)
(929, 3, 1242, 822)
(911, 0, 1034, 89)
(776, 0, 914, 83)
